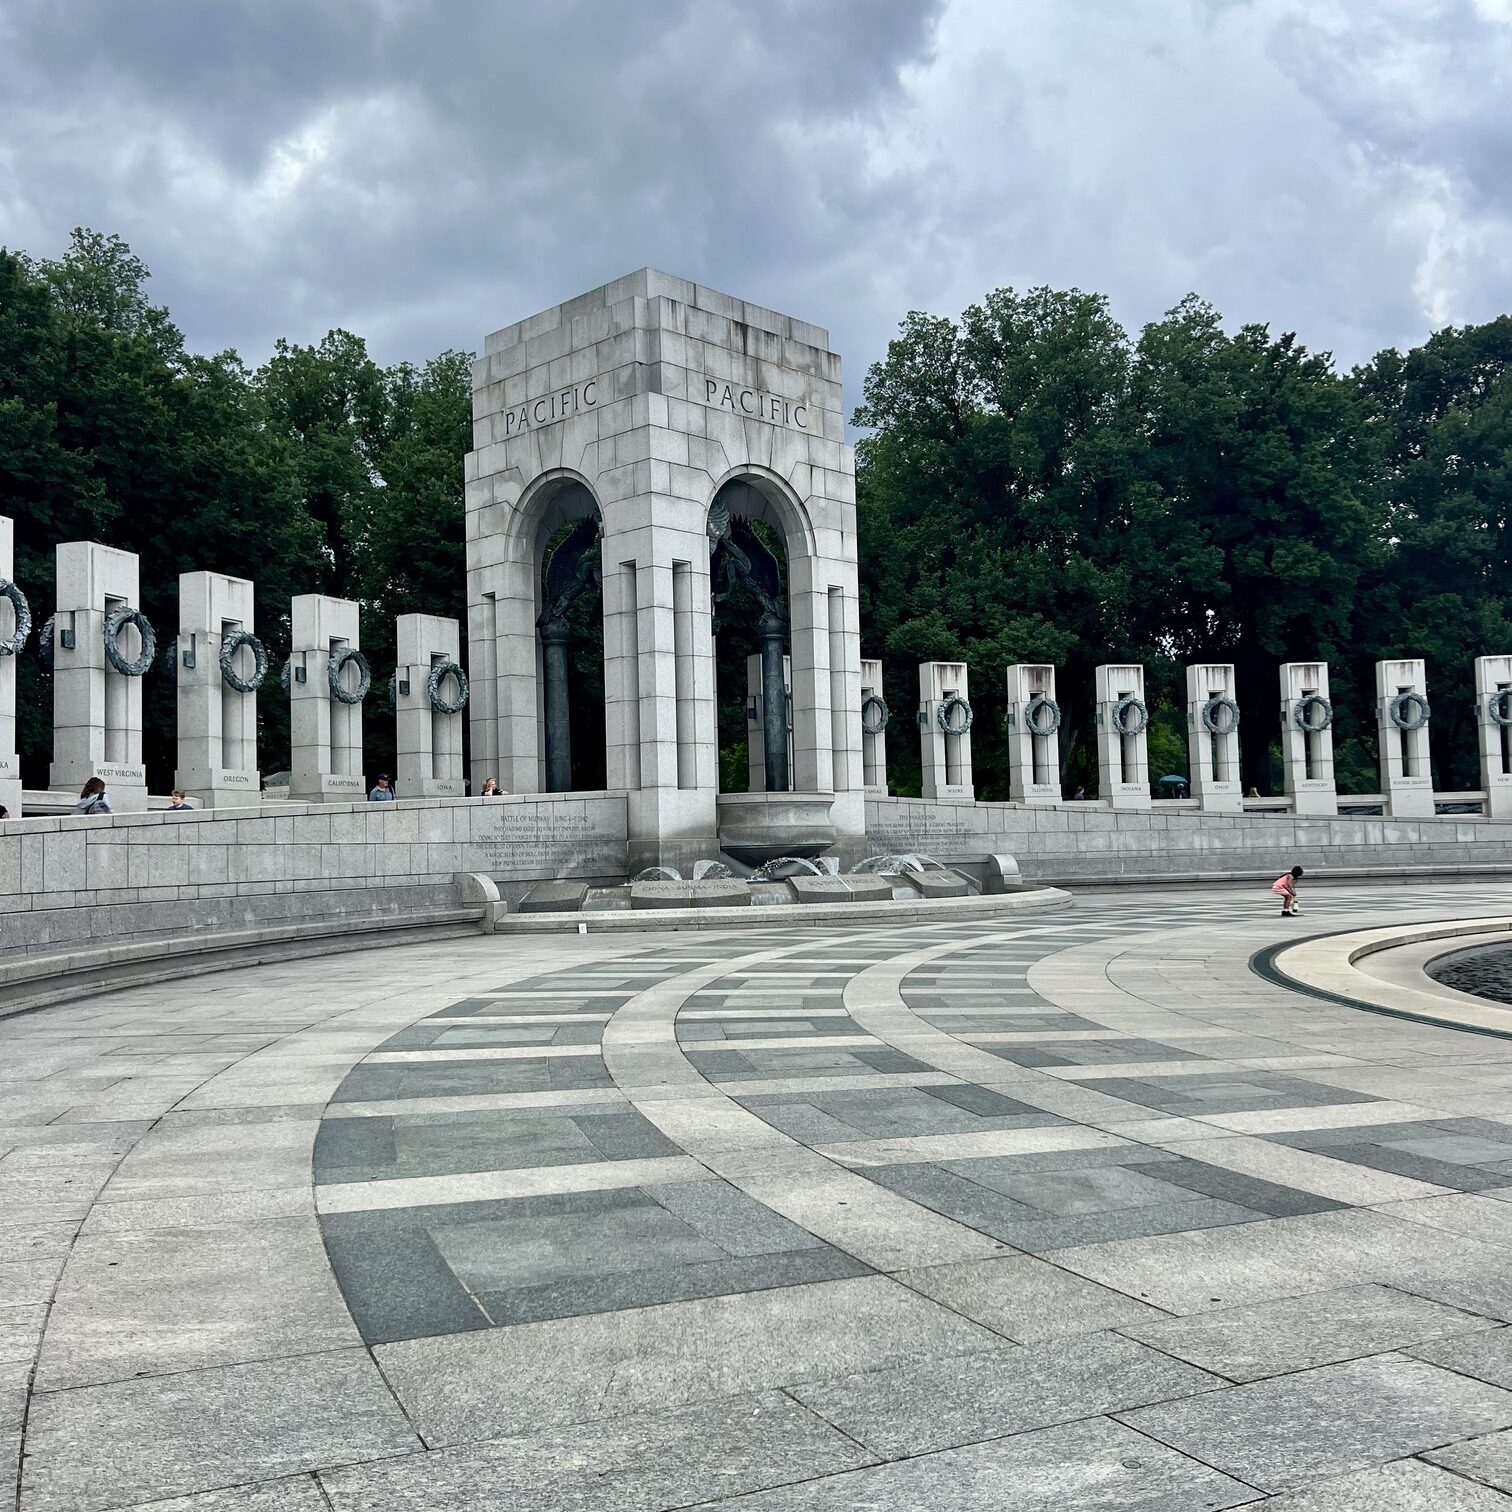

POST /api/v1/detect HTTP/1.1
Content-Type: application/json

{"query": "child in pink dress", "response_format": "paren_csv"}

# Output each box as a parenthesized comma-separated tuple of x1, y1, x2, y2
(1272, 865, 1304, 916)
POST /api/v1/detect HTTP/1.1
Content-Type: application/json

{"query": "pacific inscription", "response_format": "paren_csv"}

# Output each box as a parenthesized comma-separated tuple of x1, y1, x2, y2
(501, 379, 599, 437)
(700, 378, 811, 432)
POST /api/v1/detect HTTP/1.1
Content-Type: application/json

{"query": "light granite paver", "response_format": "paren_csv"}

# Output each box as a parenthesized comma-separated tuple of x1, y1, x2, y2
(1123, 1283, 1496, 1381)
(786, 1330, 1222, 1456)
(1118, 1354, 1512, 1491)
(318, 1390, 873, 1511)
(21, 1349, 419, 1512)
(114, 1479, 331, 1511)
(1050, 1206, 1511, 1314)
(1410, 1327, 1512, 1389)
(372, 1274, 997, 1444)
(897, 1251, 1170, 1341)
(1254, 1459, 1512, 1509)
(671, 1415, 1258, 1509)
(1428, 1430, 1512, 1493)
(34, 1216, 360, 1390)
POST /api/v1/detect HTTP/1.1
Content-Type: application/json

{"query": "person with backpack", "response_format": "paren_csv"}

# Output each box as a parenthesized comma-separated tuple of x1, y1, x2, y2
(73, 777, 111, 815)
(1272, 865, 1304, 916)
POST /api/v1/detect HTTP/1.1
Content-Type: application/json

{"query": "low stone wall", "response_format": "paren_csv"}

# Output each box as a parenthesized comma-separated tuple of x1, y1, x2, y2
(11, 787, 1508, 962)
(865, 796, 1512, 883)
(0, 792, 629, 957)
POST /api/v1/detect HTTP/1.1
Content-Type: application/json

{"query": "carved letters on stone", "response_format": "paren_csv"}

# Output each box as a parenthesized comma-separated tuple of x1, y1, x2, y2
(500, 380, 599, 437)
(867, 811, 970, 848)
(474, 804, 626, 876)
(698, 378, 812, 433)
(497, 373, 818, 439)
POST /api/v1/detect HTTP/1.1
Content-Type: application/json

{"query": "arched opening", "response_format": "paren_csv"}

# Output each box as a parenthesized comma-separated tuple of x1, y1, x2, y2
(527, 476, 605, 792)
(708, 475, 809, 795)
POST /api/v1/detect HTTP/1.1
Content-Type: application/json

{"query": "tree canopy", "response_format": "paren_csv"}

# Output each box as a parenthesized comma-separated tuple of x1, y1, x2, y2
(857, 287, 1511, 796)
(0, 230, 469, 786)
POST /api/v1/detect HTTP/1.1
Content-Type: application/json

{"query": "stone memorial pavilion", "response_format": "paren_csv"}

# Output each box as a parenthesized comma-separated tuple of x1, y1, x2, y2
(462, 269, 863, 872)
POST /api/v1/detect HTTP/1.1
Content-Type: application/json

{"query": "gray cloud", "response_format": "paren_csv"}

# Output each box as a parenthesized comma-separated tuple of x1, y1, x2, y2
(1, 0, 1509, 401)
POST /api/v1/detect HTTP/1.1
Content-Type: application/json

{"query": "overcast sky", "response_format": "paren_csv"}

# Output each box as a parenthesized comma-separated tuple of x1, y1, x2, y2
(3, 0, 1511, 403)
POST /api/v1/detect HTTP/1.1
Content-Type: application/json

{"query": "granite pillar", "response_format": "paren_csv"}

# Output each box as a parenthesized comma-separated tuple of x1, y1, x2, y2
(395, 613, 466, 798)
(1095, 663, 1150, 809)
(1185, 661, 1242, 813)
(50, 541, 149, 811)
(1474, 655, 1512, 819)
(1006, 663, 1061, 805)
(289, 594, 366, 803)
(860, 657, 888, 797)
(174, 571, 261, 808)
(1375, 657, 1434, 818)
(918, 660, 973, 801)
(0, 517, 22, 817)
(1279, 660, 1337, 816)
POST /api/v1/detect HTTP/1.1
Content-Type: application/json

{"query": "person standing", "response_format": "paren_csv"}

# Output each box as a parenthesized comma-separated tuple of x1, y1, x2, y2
(73, 777, 110, 815)
(1272, 865, 1304, 917)
(368, 773, 397, 802)
(167, 790, 194, 812)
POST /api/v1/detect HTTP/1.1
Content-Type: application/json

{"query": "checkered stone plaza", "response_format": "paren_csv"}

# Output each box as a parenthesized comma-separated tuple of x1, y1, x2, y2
(9, 885, 1512, 1508)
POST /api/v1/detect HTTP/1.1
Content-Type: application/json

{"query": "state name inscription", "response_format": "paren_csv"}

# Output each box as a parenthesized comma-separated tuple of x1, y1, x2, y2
(475, 806, 626, 876)
(94, 764, 145, 781)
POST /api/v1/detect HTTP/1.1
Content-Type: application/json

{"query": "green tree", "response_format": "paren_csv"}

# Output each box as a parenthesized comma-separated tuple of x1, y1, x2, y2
(362, 351, 472, 625)
(1128, 299, 1381, 792)
(35, 233, 325, 784)
(1355, 319, 1512, 790)
(3, 232, 359, 786)
(256, 330, 387, 601)
(356, 350, 474, 780)
(855, 289, 1159, 797)
(855, 289, 1389, 800)
(39, 229, 182, 356)
(0, 245, 114, 779)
